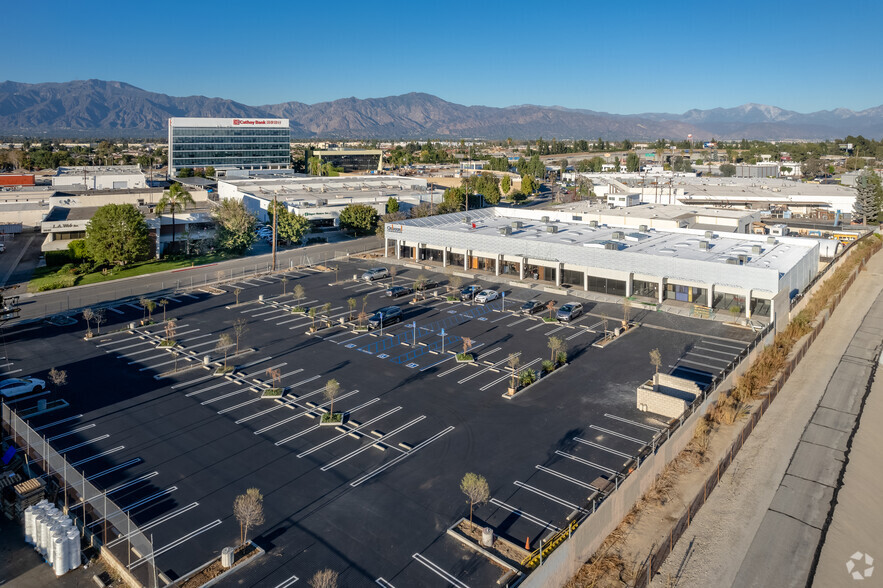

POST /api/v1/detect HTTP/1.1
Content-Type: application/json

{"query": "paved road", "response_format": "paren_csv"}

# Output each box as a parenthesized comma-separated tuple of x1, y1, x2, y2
(9, 236, 381, 323)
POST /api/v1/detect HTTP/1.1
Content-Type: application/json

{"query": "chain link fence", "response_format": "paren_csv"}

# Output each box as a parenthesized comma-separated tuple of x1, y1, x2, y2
(2, 403, 155, 587)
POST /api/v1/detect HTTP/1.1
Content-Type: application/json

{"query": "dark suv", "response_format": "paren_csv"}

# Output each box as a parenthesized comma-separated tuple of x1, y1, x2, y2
(459, 285, 482, 301)
(368, 306, 403, 329)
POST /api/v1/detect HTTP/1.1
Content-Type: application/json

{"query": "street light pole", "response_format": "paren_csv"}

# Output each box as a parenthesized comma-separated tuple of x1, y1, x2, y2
(440, 328, 447, 354)
(272, 192, 278, 272)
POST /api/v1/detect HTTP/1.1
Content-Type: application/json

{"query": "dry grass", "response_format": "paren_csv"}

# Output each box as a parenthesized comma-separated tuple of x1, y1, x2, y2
(563, 234, 882, 588)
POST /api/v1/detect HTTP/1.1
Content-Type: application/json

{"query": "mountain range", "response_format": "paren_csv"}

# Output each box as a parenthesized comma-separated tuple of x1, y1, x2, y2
(1, 79, 881, 141)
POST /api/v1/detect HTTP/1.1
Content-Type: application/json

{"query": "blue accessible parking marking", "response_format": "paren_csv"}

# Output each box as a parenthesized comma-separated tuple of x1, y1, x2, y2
(406, 363, 419, 369)
(345, 344, 357, 348)
(377, 353, 389, 359)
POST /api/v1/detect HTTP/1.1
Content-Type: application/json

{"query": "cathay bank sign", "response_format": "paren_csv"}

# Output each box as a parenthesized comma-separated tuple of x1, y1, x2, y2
(232, 119, 283, 126)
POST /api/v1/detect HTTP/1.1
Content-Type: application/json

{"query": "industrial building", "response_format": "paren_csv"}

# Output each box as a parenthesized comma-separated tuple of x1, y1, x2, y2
(218, 175, 432, 229)
(51, 166, 147, 190)
(550, 201, 762, 233)
(168, 118, 290, 177)
(311, 149, 383, 172)
(384, 207, 819, 325)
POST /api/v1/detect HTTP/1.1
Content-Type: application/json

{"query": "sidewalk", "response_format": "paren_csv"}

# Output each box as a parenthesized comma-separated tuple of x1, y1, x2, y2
(651, 251, 883, 588)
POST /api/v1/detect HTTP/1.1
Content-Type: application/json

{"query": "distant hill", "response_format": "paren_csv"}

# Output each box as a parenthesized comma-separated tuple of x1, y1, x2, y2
(1, 79, 881, 140)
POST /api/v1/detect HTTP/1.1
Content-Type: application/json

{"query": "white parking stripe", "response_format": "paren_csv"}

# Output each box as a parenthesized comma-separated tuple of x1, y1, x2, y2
(574, 437, 633, 459)
(514, 481, 587, 512)
(489, 498, 561, 531)
(457, 353, 520, 384)
(253, 390, 358, 434)
(274, 573, 300, 588)
(129, 519, 222, 570)
(48, 424, 96, 442)
(181, 293, 199, 299)
(412, 553, 470, 588)
(536, 465, 598, 491)
(296, 403, 393, 456)
(107, 502, 198, 547)
(479, 358, 541, 391)
(32, 414, 83, 432)
(70, 446, 124, 468)
(350, 426, 455, 487)
(589, 425, 647, 445)
(604, 413, 661, 432)
(85, 459, 142, 481)
(106, 306, 125, 314)
(276, 399, 382, 447)
(58, 434, 110, 454)
(555, 450, 619, 475)
(321, 416, 425, 471)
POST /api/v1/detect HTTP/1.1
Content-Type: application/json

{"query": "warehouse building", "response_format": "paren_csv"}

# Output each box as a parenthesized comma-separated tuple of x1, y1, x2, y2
(384, 207, 819, 325)
(218, 175, 432, 229)
(168, 117, 290, 177)
(51, 166, 147, 190)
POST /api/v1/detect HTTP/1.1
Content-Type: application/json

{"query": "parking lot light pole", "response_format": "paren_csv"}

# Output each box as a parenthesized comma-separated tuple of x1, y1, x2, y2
(440, 328, 446, 354)
(406, 321, 416, 344)
(379, 312, 384, 337)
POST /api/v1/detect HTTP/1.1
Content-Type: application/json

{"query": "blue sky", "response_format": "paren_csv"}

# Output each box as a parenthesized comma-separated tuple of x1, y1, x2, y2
(6, 0, 882, 114)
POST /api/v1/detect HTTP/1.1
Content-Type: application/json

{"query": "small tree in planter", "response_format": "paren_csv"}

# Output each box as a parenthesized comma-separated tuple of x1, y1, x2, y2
(356, 310, 368, 330)
(389, 266, 397, 287)
(622, 297, 632, 329)
(48, 367, 67, 389)
(161, 319, 178, 347)
(281, 276, 288, 296)
(649, 348, 662, 380)
(322, 302, 332, 327)
(233, 487, 264, 546)
(507, 354, 521, 393)
(158, 299, 169, 323)
(457, 337, 474, 362)
(548, 335, 564, 366)
(263, 367, 282, 396)
(216, 333, 234, 373)
(82, 308, 94, 338)
(233, 287, 243, 305)
(308, 569, 339, 588)
(309, 307, 317, 331)
(139, 297, 150, 320)
(145, 299, 156, 322)
(460, 472, 490, 526)
(93, 308, 106, 335)
(322, 378, 342, 424)
(347, 297, 356, 321)
(361, 295, 369, 318)
(294, 284, 305, 309)
(233, 318, 248, 354)
(601, 317, 609, 340)
(545, 300, 556, 321)
(519, 369, 537, 387)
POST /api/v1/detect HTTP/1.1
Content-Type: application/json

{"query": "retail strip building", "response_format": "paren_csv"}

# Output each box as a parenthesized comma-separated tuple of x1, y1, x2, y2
(384, 207, 819, 325)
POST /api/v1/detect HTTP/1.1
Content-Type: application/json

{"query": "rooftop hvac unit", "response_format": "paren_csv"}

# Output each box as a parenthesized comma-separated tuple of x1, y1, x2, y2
(541, 216, 550, 223)
(699, 241, 709, 250)
(463, 216, 470, 224)
(222, 547, 235, 568)
(705, 230, 715, 239)
(605, 242, 619, 250)
(546, 225, 558, 233)
(499, 226, 512, 236)
(589, 220, 599, 228)
(315, 198, 327, 206)
(639, 224, 648, 232)
(511, 221, 523, 229)
(767, 236, 777, 244)
(752, 245, 762, 254)
(726, 257, 739, 265)
(738, 254, 748, 264)
(612, 231, 625, 239)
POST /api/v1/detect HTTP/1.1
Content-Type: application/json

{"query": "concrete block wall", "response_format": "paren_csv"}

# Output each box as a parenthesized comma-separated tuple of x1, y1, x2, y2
(637, 386, 689, 419)
(655, 373, 702, 398)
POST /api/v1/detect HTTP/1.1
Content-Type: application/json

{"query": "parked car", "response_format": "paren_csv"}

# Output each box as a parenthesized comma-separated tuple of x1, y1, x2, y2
(367, 306, 403, 329)
(415, 279, 440, 291)
(0, 243, 5, 253)
(459, 285, 482, 301)
(474, 289, 498, 304)
(386, 286, 413, 298)
(362, 268, 390, 281)
(520, 300, 545, 315)
(0, 377, 45, 398)
(556, 302, 584, 322)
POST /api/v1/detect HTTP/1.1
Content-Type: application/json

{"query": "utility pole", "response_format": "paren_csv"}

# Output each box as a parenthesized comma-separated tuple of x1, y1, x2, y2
(272, 191, 278, 271)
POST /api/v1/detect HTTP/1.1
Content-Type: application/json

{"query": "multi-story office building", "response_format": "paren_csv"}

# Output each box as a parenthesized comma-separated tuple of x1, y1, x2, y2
(168, 118, 290, 177)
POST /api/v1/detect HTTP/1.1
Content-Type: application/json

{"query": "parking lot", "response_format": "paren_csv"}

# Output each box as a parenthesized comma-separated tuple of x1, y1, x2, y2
(1, 259, 756, 587)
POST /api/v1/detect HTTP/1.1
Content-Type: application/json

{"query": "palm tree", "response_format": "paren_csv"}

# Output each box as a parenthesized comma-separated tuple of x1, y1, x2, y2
(157, 183, 195, 255)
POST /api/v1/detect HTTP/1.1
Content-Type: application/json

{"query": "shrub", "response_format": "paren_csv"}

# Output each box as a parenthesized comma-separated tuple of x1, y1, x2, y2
(45, 250, 72, 267)
(59, 263, 78, 275)
(519, 369, 537, 386)
(556, 351, 567, 365)
(67, 239, 88, 262)
(541, 360, 555, 373)
(37, 275, 76, 291)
